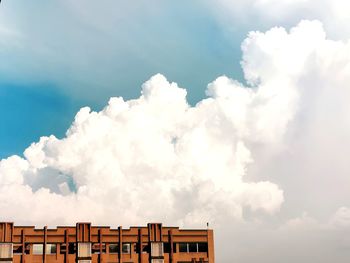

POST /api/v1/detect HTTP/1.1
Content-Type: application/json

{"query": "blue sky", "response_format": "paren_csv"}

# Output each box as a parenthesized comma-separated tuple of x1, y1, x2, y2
(0, 84, 73, 157)
(0, 1, 248, 159)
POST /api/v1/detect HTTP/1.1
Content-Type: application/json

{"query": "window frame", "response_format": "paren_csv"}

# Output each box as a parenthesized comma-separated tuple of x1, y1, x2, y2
(108, 244, 119, 254)
(178, 242, 208, 253)
(151, 242, 164, 257)
(0, 243, 13, 258)
(45, 244, 57, 255)
(121, 243, 130, 254)
(77, 242, 92, 257)
(32, 244, 44, 255)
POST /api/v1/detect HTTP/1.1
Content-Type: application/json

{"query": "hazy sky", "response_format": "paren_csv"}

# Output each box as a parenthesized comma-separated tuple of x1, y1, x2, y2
(1, 1, 350, 262)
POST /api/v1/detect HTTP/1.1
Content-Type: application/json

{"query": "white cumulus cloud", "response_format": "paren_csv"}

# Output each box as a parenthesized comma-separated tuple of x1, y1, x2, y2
(2, 20, 350, 262)
(0, 70, 288, 226)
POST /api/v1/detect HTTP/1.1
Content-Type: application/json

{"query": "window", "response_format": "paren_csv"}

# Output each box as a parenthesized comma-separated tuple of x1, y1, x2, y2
(78, 243, 91, 257)
(32, 244, 44, 255)
(0, 243, 13, 258)
(108, 243, 132, 254)
(178, 243, 187, 253)
(197, 243, 208, 253)
(163, 243, 171, 253)
(92, 243, 106, 254)
(24, 243, 30, 254)
(122, 243, 130, 254)
(178, 243, 208, 253)
(134, 243, 141, 253)
(142, 244, 150, 253)
(151, 242, 163, 257)
(46, 244, 57, 255)
(188, 243, 197, 253)
(13, 244, 23, 255)
(165, 243, 176, 253)
(60, 244, 66, 254)
(151, 259, 164, 263)
(31, 244, 57, 255)
(56, 242, 76, 254)
(78, 260, 91, 263)
(108, 244, 118, 254)
(68, 243, 76, 254)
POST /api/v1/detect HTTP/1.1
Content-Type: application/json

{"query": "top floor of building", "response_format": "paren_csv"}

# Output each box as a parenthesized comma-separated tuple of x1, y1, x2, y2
(0, 222, 214, 263)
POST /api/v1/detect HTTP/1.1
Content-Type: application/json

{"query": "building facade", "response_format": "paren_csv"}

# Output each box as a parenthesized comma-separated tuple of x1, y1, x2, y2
(0, 222, 214, 263)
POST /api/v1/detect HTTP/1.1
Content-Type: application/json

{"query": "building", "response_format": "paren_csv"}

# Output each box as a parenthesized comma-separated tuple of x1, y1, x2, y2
(0, 222, 214, 263)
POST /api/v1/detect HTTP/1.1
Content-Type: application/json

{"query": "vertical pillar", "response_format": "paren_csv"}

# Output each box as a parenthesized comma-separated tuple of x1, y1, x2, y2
(138, 229, 142, 263)
(168, 230, 173, 263)
(98, 229, 102, 263)
(64, 230, 68, 263)
(43, 226, 47, 263)
(118, 226, 122, 263)
(21, 229, 25, 263)
(159, 225, 163, 242)
(207, 230, 215, 263)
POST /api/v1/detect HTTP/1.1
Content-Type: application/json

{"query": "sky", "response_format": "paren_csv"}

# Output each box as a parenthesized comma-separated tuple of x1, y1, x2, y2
(1, 1, 350, 262)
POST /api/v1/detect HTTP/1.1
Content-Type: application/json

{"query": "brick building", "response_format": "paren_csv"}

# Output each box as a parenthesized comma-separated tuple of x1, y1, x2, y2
(0, 222, 214, 263)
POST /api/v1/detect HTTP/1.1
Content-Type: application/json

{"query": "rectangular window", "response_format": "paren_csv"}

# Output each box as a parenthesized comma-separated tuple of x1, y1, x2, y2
(197, 243, 208, 253)
(68, 243, 76, 254)
(13, 244, 23, 255)
(78, 243, 91, 257)
(92, 243, 106, 254)
(60, 244, 66, 254)
(151, 259, 164, 263)
(188, 243, 197, 252)
(33, 244, 44, 255)
(142, 244, 150, 253)
(0, 243, 13, 258)
(178, 243, 188, 253)
(78, 260, 91, 263)
(178, 242, 206, 253)
(122, 243, 130, 254)
(46, 244, 57, 255)
(24, 243, 30, 254)
(108, 244, 118, 254)
(151, 242, 163, 257)
(163, 243, 171, 253)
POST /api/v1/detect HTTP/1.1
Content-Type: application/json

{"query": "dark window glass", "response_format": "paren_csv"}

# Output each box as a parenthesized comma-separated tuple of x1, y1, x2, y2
(24, 243, 30, 254)
(122, 243, 130, 254)
(68, 243, 76, 254)
(46, 244, 57, 254)
(109, 244, 119, 254)
(60, 244, 66, 254)
(92, 243, 106, 254)
(188, 243, 197, 252)
(142, 244, 150, 253)
(13, 245, 23, 254)
(163, 243, 176, 253)
(198, 243, 208, 253)
(163, 243, 170, 253)
(134, 244, 140, 253)
(179, 243, 188, 253)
